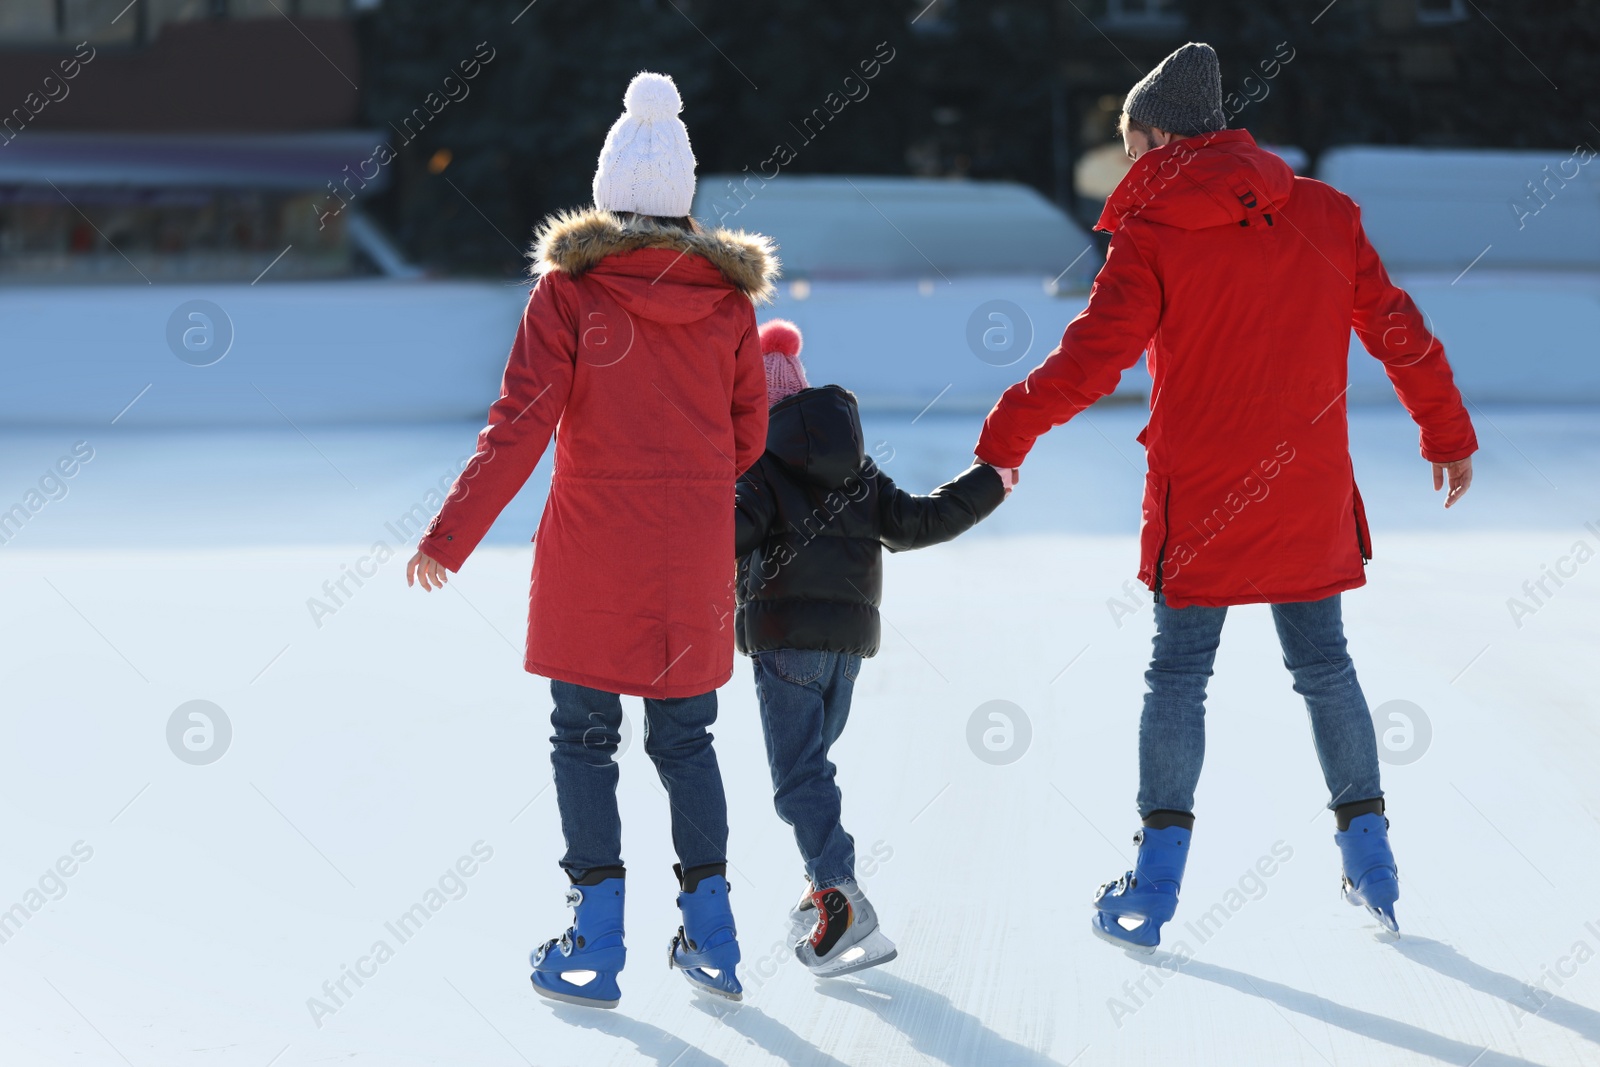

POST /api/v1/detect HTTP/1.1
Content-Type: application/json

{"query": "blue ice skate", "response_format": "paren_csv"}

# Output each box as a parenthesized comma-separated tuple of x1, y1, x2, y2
(530, 872, 626, 1008)
(1335, 812, 1400, 934)
(1091, 825, 1191, 953)
(668, 863, 743, 1001)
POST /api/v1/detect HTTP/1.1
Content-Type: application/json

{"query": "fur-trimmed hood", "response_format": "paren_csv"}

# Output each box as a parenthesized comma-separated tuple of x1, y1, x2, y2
(529, 207, 779, 304)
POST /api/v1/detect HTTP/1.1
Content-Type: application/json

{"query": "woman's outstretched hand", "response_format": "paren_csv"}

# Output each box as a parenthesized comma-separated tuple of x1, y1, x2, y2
(407, 550, 450, 590)
(1432, 456, 1473, 509)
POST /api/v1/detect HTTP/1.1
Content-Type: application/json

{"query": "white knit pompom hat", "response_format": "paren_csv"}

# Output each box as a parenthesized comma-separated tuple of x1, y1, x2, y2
(592, 72, 697, 217)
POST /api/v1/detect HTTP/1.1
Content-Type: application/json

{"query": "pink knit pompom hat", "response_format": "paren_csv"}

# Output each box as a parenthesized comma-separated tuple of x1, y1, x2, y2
(760, 319, 808, 407)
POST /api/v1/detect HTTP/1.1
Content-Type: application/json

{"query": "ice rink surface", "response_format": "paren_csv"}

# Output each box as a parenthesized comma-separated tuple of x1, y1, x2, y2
(3, 403, 1598, 1066)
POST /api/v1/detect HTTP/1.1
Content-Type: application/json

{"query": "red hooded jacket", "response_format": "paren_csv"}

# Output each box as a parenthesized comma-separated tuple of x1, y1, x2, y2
(419, 210, 777, 696)
(977, 130, 1477, 607)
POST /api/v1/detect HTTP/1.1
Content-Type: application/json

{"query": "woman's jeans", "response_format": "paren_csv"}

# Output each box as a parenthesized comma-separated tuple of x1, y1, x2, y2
(1138, 593, 1383, 817)
(752, 649, 862, 889)
(549, 680, 728, 878)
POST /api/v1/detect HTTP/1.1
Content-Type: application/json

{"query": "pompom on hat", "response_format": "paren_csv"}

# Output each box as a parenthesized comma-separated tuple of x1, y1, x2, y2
(759, 319, 809, 407)
(592, 71, 698, 217)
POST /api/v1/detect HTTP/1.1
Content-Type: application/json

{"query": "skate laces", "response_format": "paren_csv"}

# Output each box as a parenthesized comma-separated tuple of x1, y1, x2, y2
(808, 887, 852, 949)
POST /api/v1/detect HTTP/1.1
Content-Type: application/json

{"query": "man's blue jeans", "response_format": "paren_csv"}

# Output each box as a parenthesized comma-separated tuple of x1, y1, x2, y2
(752, 649, 861, 888)
(549, 680, 728, 878)
(1139, 593, 1383, 817)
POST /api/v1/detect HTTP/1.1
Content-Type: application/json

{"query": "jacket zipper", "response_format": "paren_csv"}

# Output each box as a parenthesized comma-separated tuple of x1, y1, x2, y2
(1153, 483, 1172, 597)
(1354, 502, 1370, 564)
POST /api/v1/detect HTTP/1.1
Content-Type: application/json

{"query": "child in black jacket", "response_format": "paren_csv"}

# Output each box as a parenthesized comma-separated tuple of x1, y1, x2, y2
(734, 319, 1006, 977)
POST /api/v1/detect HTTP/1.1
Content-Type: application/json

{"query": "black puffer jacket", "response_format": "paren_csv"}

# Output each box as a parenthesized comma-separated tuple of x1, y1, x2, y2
(734, 385, 1005, 657)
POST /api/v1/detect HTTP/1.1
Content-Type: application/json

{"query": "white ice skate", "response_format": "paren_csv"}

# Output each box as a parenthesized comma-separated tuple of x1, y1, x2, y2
(794, 880, 897, 978)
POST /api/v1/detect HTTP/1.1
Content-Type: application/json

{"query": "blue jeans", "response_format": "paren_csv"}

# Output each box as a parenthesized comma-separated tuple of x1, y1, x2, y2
(752, 649, 861, 888)
(1138, 593, 1382, 817)
(549, 680, 728, 878)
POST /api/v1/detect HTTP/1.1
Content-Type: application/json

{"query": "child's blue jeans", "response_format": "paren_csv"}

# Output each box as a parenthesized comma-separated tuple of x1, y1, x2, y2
(752, 649, 862, 889)
(549, 680, 728, 878)
(1138, 593, 1383, 817)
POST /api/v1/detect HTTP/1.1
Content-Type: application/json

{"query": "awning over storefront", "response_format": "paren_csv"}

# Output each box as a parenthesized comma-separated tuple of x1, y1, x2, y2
(0, 131, 392, 191)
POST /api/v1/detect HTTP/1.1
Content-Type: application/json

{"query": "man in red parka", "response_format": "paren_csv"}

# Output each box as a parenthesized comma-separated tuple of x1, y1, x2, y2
(975, 43, 1477, 949)
(406, 73, 775, 1005)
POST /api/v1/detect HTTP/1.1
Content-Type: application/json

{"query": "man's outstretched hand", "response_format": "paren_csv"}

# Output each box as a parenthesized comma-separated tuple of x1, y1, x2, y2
(1433, 456, 1473, 509)
(407, 550, 450, 590)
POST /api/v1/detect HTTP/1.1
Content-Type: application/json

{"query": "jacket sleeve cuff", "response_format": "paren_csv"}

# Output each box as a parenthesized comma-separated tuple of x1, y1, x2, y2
(958, 463, 1008, 519)
(1421, 439, 1478, 465)
(418, 530, 468, 572)
(974, 443, 1027, 470)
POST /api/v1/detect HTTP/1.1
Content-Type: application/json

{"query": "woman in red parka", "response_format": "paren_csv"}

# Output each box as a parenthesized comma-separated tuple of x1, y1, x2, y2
(976, 44, 1476, 950)
(406, 73, 775, 1007)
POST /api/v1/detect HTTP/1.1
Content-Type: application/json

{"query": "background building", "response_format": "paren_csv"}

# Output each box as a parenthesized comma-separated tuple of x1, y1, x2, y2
(348, 0, 1594, 274)
(3, 0, 1591, 278)
(0, 0, 399, 282)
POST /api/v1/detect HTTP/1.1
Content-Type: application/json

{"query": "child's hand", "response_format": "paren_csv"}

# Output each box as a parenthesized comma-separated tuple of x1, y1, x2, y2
(407, 550, 450, 591)
(984, 463, 1020, 497)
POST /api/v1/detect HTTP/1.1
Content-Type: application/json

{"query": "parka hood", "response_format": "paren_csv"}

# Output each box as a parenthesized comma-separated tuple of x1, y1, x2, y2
(530, 207, 779, 324)
(1097, 129, 1295, 234)
(765, 385, 865, 492)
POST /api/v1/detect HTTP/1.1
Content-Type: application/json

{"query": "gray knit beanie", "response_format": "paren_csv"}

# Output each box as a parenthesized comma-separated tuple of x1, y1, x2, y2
(1123, 42, 1225, 136)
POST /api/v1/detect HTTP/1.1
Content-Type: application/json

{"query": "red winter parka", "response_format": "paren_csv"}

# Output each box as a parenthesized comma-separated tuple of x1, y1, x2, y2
(419, 210, 777, 697)
(976, 129, 1477, 608)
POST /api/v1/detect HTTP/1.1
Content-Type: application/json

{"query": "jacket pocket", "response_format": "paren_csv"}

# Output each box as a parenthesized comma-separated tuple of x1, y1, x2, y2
(773, 648, 827, 686)
(1353, 482, 1372, 563)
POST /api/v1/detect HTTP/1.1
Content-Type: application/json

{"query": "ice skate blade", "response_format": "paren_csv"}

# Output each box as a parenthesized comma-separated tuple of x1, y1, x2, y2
(530, 975, 619, 1010)
(1365, 904, 1400, 936)
(1342, 884, 1400, 935)
(681, 970, 744, 1002)
(1089, 913, 1158, 955)
(811, 946, 897, 979)
(801, 929, 899, 978)
(807, 943, 899, 979)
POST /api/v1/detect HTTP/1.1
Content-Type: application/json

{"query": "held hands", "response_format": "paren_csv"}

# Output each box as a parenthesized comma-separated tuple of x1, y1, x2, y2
(1432, 456, 1473, 509)
(406, 550, 450, 590)
(983, 463, 1020, 497)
